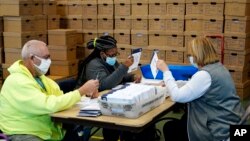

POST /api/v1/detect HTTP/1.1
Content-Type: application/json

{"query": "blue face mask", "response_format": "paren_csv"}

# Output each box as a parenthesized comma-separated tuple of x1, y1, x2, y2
(106, 57, 117, 66)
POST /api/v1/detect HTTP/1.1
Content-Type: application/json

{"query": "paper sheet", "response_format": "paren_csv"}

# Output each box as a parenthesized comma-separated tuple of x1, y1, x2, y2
(150, 51, 159, 79)
(128, 48, 142, 73)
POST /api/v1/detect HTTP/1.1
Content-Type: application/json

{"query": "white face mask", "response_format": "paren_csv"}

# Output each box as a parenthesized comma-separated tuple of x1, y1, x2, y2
(188, 56, 198, 68)
(33, 55, 51, 75)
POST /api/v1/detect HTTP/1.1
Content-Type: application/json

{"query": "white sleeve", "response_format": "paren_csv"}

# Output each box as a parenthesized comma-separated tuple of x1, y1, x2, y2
(163, 70, 211, 103)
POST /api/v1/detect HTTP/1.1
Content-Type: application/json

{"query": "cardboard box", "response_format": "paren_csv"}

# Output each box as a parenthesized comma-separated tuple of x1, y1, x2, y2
(166, 15, 184, 32)
(3, 16, 34, 32)
(185, 0, 204, 15)
(0, 17, 3, 32)
(34, 31, 47, 44)
(82, 16, 98, 30)
(31, 0, 43, 15)
(82, 0, 97, 18)
(33, 15, 47, 32)
(226, 65, 250, 84)
(165, 47, 185, 64)
(98, 0, 114, 16)
(115, 16, 131, 30)
(43, 0, 57, 15)
(56, 1, 68, 16)
(185, 15, 203, 32)
(166, 1, 185, 15)
(235, 80, 250, 100)
(224, 33, 250, 51)
(114, 30, 130, 46)
(131, 0, 149, 16)
(184, 31, 203, 47)
(131, 15, 148, 30)
(203, 16, 224, 34)
(68, 1, 82, 15)
(206, 35, 224, 54)
(0, 0, 33, 16)
(76, 45, 85, 59)
(0, 33, 3, 48)
(2, 63, 11, 80)
(203, 0, 224, 16)
(225, 0, 250, 16)
(48, 29, 77, 46)
(50, 60, 78, 76)
(148, 0, 167, 15)
(4, 48, 22, 64)
(76, 31, 83, 45)
(3, 32, 34, 48)
(97, 15, 114, 30)
(224, 49, 250, 68)
(67, 15, 83, 31)
(225, 16, 250, 33)
(166, 32, 184, 48)
(148, 31, 167, 48)
(0, 48, 3, 63)
(143, 49, 166, 60)
(148, 15, 166, 31)
(114, 0, 131, 16)
(49, 45, 76, 61)
(131, 30, 148, 47)
(83, 30, 98, 46)
(47, 15, 60, 30)
(97, 30, 114, 37)
(117, 47, 131, 61)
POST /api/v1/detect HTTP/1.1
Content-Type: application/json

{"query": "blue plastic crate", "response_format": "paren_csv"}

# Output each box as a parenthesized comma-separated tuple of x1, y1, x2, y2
(140, 64, 198, 80)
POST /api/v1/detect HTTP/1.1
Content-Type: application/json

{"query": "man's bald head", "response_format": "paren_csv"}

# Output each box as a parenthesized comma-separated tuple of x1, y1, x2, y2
(21, 40, 48, 60)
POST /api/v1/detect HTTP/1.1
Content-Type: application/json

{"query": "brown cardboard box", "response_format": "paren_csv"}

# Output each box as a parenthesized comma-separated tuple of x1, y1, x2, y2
(148, 30, 167, 48)
(203, 16, 224, 34)
(131, 0, 149, 16)
(67, 15, 83, 31)
(115, 16, 131, 30)
(148, 15, 166, 31)
(166, 32, 184, 48)
(226, 65, 250, 84)
(224, 33, 250, 51)
(48, 29, 77, 46)
(225, 0, 250, 16)
(47, 15, 60, 30)
(4, 48, 22, 64)
(224, 49, 250, 68)
(131, 30, 148, 47)
(2, 63, 11, 80)
(165, 47, 185, 64)
(97, 15, 114, 30)
(33, 15, 47, 32)
(148, 0, 167, 16)
(68, 1, 82, 15)
(0, 48, 3, 63)
(144, 48, 166, 60)
(114, 0, 131, 16)
(3, 16, 34, 32)
(82, 16, 98, 30)
(31, 0, 43, 15)
(166, 1, 185, 15)
(76, 45, 85, 59)
(185, 15, 203, 32)
(235, 80, 250, 100)
(76, 31, 83, 45)
(98, 0, 114, 16)
(225, 16, 250, 33)
(0, 17, 3, 32)
(97, 30, 114, 37)
(43, 0, 57, 15)
(185, 0, 204, 15)
(56, 1, 68, 16)
(0, 0, 33, 16)
(82, 0, 97, 18)
(50, 60, 78, 76)
(117, 47, 131, 61)
(0, 33, 3, 48)
(33, 31, 47, 44)
(114, 30, 130, 46)
(203, 0, 224, 16)
(165, 15, 184, 32)
(49, 45, 76, 61)
(184, 31, 203, 47)
(59, 16, 67, 29)
(3, 32, 34, 48)
(206, 35, 224, 54)
(131, 15, 148, 30)
(83, 30, 98, 46)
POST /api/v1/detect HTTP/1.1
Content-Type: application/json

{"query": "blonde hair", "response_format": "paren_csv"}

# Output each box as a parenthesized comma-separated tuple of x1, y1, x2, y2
(187, 37, 219, 66)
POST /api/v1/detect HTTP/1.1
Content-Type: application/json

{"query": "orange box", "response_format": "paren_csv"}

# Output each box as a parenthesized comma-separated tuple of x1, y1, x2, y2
(83, 30, 98, 46)
(0, 0, 33, 16)
(68, 1, 82, 15)
(3, 16, 34, 32)
(226, 65, 250, 84)
(148, 0, 167, 15)
(3, 32, 34, 48)
(165, 15, 184, 32)
(2, 63, 11, 80)
(166, 0, 185, 15)
(131, 15, 148, 30)
(82, 16, 98, 31)
(67, 15, 83, 31)
(98, 0, 113, 16)
(165, 47, 185, 64)
(97, 30, 114, 37)
(49, 45, 77, 61)
(43, 0, 57, 15)
(31, 0, 43, 15)
(33, 15, 47, 32)
(203, 0, 224, 16)
(203, 16, 224, 34)
(185, 15, 203, 32)
(56, 1, 68, 16)
(131, 30, 148, 47)
(114, 30, 130, 46)
(114, 0, 131, 16)
(224, 49, 250, 68)
(115, 16, 131, 30)
(48, 29, 77, 46)
(185, 0, 204, 15)
(166, 32, 184, 48)
(47, 15, 60, 30)
(148, 31, 167, 48)
(50, 60, 78, 76)
(131, 0, 149, 16)
(34, 31, 47, 44)
(225, 0, 250, 16)
(4, 48, 22, 64)
(224, 33, 250, 51)
(148, 15, 166, 31)
(97, 15, 114, 30)
(82, 0, 97, 18)
(225, 16, 250, 33)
